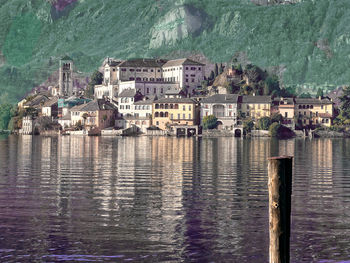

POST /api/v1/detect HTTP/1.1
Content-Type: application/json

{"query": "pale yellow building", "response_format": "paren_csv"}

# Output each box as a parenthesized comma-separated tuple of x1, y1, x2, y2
(294, 97, 334, 127)
(152, 98, 199, 130)
(241, 95, 272, 120)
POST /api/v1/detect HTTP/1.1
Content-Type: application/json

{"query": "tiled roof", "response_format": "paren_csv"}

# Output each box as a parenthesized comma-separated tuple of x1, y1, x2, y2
(295, 98, 332, 105)
(119, 89, 137, 98)
(43, 97, 58, 107)
(71, 100, 117, 112)
(118, 58, 167, 68)
(134, 95, 157, 105)
(162, 58, 205, 68)
(154, 98, 196, 104)
(242, 95, 272, 104)
(201, 94, 239, 104)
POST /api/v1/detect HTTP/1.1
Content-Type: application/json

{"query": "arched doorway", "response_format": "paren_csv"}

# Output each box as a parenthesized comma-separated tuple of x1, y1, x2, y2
(234, 129, 242, 137)
(216, 121, 223, 130)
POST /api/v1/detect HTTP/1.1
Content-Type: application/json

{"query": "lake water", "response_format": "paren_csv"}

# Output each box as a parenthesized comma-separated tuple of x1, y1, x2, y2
(0, 135, 350, 262)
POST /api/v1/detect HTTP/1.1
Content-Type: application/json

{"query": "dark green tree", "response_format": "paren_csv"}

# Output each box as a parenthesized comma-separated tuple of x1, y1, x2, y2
(316, 88, 324, 98)
(0, 103, 13, 130)
(86, 70, 103, 98)
(257, 116, 271, 130)
(202, 115, 218, 129)
(336, 86, 350, 125)
(214, 63, 219, 77)
(219, 63, 224, 74)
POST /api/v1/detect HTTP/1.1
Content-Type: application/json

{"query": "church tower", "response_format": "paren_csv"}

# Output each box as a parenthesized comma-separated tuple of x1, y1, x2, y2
(59, 56, 74, 97)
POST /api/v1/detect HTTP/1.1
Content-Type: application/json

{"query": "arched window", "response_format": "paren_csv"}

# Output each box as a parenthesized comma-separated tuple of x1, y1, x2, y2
(160, 112, 164, 117)
(175, 104, 179, 109)
(170, 104, 174, 109)
(307, 105, 309, 109)
(165, 104, 169, 109)
(165, 112, 169, 117)
(303, 105, 306, 109)
(155, 104, 160, 109)
(160, 104, 164, 109)
(155, 112, 159, 117)
(298, 105, 302, 109)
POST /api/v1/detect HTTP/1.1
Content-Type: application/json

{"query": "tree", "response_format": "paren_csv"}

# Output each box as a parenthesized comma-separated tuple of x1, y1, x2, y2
(86, 70, 103, 98)
(336, 86, 350, 125)
(299, 92, 312, 98)
(202, 115, 218, 129)
(271, 113, 283, 124)
(0, 103, 13, 130)
(219, 63, 224, 74)
(316, 88, 324, 98)
(243, 118, 254, 133)
(257, 116, 271, 130)
(214, 63, 219, 77)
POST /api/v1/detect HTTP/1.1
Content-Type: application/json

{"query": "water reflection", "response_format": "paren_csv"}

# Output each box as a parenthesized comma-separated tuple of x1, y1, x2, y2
(0, 136, 350, 262)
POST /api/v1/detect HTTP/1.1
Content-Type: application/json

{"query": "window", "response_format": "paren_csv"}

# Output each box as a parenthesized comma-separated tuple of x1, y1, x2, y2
(183, 114, 186, 119)
(121, 68, 126, 72)
(321, 105, 324, 109)
(178, 114, 180, 119)
(157, 69, 160, 72)
(153, 88, 156, 93)
(136, 69, 141, 72)
(129, 77, 135, 80)
(161, 88, 163, 93)
(175, 104, 179, 109)
(130, 69, 135, 72)
(113, 69, 116, 72)
(304, 111, 306, 116)
(151, 69, 154, 72)
(192, 79, 194, 82)
(198, 67, 201, 71)
(189, 114, 191, 119)
(186, 67, 188, 70)
(183, 105, 186, 111)
(326, 119, 329, 123)
(150, 78, 154, 81)
(229, 105, 232, 109)
(186, 79, 188, 82)
(189, 105, 191, 111)
(285, 112, 288, 118)
(143, 69, 148, 72)
(147, 88, 149, 93)
(136, 77, 141, 81)
(171, 114, 173, 119)
(316, 112, 318, 117)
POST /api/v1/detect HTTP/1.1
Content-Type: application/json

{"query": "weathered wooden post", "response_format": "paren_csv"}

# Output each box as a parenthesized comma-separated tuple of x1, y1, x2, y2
(268, 156, 293, 263)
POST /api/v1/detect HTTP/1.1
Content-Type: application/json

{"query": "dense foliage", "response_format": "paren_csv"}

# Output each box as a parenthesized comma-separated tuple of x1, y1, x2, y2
(202, 115, 218, 129)
(0, 103, 13, 130)
(0, 0, 349, 102)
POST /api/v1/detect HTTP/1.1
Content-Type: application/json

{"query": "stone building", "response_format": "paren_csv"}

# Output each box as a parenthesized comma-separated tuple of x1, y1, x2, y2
(200, 94, 241, 130)
(59, 56, 74, 97)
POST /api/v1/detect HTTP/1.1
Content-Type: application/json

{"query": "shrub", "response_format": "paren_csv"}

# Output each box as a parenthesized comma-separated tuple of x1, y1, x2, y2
(257, 116, 271, 130)
(203, 115, 218, 129)
(269, 123, 294, 139)
(243, 119, 254, 133)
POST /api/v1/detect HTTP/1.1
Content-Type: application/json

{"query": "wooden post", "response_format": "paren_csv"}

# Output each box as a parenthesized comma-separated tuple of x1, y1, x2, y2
(268, 156, 293, 263)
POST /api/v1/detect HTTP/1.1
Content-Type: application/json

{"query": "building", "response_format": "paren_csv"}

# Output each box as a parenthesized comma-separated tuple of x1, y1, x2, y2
(118, 81, 179, 97)
(70, 99, 117, 131)
(162, 58, 205, 95)
(117, 89, 143, 117)
(19, 116, 35, 135)
(152, 98, 199, 130)
(277, 97, 295, 128)
(294, 97, 334, 127)
(59, 56, 74, 97)
(41, 97, 58, 118)
(200, 94, 241, 130)
(95, 57, 205, 100)
(57, 97, 91, 118)
(241, 95, 272, 120)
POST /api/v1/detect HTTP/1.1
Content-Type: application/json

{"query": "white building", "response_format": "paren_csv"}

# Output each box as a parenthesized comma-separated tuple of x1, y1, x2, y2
(162, 58, 205, 95)
(95, 57, 205, 100)
(200, 94, 241, 129)
(19, 116, 35, 135)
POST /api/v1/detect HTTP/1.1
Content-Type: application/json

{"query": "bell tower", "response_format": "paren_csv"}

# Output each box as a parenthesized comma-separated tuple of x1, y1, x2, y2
(59, 56, 74, 97)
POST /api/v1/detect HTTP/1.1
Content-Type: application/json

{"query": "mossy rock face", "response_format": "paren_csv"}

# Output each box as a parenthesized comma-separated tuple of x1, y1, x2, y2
(1, 0, 350, 103)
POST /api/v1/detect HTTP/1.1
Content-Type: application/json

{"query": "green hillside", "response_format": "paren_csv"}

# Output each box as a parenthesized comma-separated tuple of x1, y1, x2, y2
(0, 0, 350, 103)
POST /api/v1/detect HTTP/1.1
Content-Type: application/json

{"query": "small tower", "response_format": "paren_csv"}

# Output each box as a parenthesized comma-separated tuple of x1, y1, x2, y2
(59, 55, 74, 97)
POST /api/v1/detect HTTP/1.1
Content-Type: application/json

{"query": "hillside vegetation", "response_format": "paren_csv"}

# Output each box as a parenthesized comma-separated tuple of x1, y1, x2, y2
(0, 0, 350, 102)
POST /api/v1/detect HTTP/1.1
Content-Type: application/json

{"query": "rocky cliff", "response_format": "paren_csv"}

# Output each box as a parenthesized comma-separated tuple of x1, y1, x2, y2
(0, 0, 349, 102)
